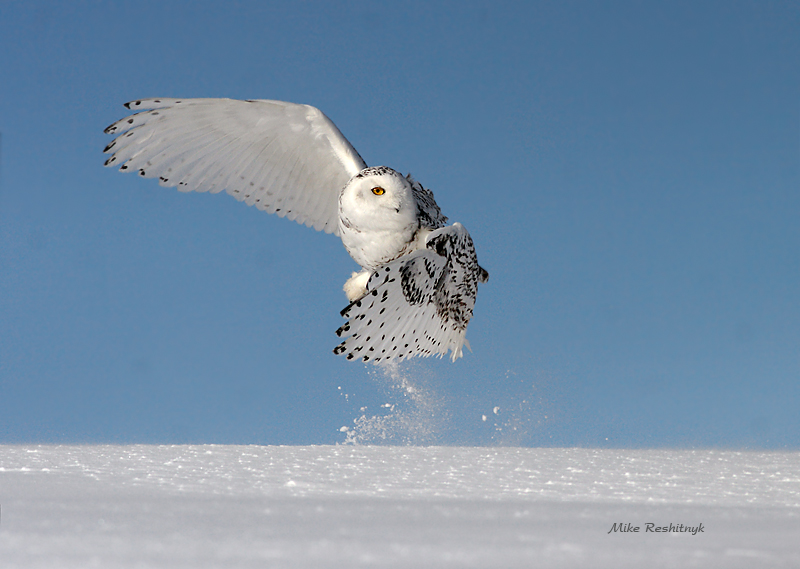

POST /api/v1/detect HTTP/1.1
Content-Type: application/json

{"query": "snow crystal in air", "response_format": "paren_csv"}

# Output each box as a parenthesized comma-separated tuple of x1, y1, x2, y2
(340, 361, 447, 445)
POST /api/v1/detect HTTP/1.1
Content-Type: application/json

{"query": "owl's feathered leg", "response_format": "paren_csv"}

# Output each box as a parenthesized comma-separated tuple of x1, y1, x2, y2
(343, 270, 371, 302)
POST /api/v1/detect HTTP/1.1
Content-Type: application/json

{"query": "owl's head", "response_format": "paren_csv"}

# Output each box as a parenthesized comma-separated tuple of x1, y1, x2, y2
(339, 166, 418, 232)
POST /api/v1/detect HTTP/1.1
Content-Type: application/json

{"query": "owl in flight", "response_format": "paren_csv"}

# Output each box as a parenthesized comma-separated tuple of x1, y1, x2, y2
(104, 98, 488, 363)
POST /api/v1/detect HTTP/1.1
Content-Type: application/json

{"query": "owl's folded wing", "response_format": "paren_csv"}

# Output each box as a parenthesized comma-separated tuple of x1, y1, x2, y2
(334, 223, 487, 363)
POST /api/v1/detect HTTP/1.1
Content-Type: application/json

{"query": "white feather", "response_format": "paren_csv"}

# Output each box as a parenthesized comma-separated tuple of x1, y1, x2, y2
(104, 98, 366, 235)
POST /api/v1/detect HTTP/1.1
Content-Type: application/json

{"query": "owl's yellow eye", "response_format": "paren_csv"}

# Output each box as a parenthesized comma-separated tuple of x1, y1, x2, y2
(371, 187, 386, 196)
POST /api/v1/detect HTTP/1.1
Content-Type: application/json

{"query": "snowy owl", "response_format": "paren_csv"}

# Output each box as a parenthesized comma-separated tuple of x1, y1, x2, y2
(103, 98, 488, 363)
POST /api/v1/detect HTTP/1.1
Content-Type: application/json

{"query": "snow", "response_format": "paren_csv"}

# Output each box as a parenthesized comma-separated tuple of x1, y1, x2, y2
(1, 445, 799, 568)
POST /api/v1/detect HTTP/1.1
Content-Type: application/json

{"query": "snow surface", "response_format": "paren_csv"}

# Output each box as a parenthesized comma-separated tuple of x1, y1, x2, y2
(1, 445, 799, 568)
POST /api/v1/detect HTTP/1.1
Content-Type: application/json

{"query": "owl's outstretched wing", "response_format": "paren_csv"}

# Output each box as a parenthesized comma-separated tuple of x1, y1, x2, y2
(334, 223, 488, 363)
(104, 98, 367, 235)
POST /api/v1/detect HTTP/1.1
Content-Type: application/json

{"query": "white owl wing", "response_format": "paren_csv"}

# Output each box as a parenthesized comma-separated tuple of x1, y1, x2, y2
(334, 223, 488, 363)
(103, 98, 367, 235)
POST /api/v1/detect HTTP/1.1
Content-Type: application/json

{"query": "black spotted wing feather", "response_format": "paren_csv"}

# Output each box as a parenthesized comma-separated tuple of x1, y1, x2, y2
(334, 223, 487, 363)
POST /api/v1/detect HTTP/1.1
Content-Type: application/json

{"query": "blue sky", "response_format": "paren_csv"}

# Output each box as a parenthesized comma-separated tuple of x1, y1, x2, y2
(1, 1, 798, 447)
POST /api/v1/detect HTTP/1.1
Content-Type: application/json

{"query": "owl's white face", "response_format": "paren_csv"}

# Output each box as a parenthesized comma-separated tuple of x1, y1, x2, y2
(339, 167, 418, 234)
(338, 166, 421, 270)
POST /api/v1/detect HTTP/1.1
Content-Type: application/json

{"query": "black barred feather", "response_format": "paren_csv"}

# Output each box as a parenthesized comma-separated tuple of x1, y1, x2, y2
(334, 223, 487, 363)
(407, 174, 448, 230)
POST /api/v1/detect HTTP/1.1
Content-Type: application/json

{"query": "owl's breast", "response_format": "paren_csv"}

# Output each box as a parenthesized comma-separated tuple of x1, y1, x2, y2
(339, 220, 420, 270)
